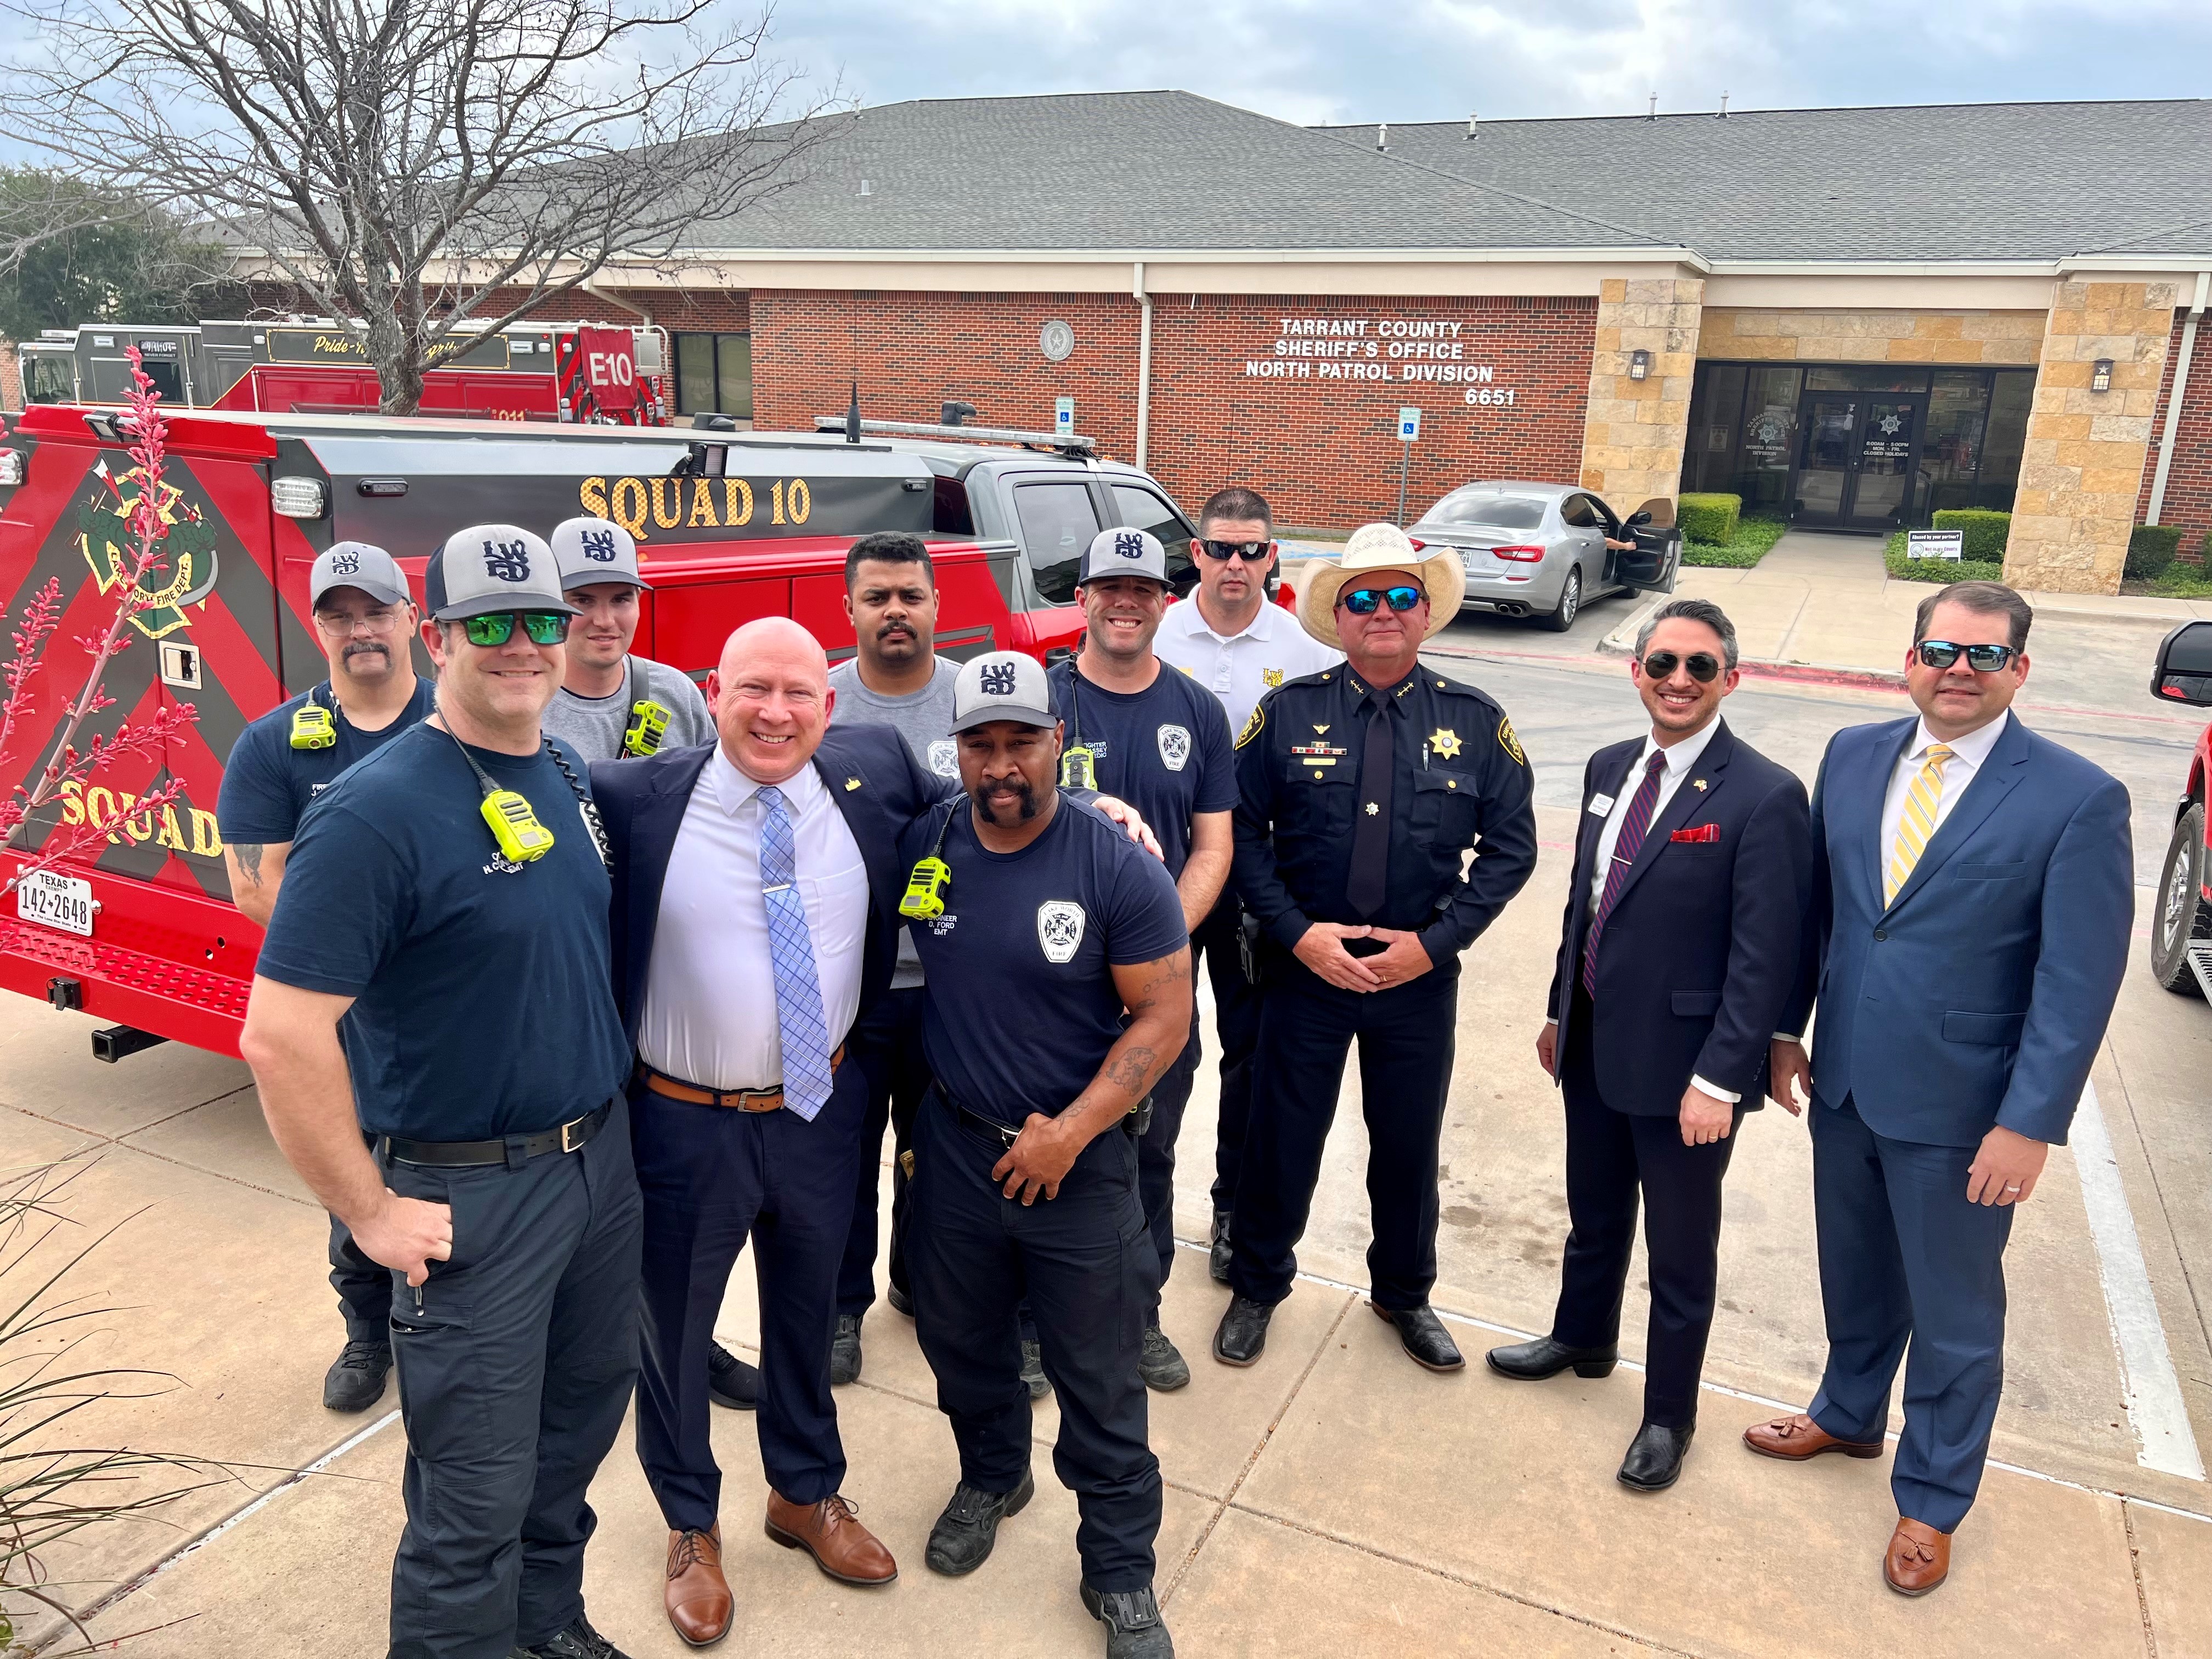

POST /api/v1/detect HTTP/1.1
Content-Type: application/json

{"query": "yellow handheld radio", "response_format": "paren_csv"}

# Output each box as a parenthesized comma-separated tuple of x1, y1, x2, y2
(289, 691, 337, 751)
(623, 698, 673, 758)
(444, 728, 556, 863)
(899, 803, 957, 920)
(1059, 744, 1097, 791)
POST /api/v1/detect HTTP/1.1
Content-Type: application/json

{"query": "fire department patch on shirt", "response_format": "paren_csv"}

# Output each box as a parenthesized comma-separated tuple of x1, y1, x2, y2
(1262, 668, 1284, 689)
(1156, 724, 1192, 772)
(1497, 715, 1527, 768)
(1235, 702, 1265, 748)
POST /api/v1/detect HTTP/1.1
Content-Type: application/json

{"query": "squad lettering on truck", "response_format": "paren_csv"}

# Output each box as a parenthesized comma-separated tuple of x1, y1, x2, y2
(578, 475, 816, 540)
(55, 780, 224, 859)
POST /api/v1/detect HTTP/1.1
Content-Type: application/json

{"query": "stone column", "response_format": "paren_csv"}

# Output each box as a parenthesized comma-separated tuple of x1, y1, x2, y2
(1578, 275, 1704, 515)
(2005, 278, 2179, 594)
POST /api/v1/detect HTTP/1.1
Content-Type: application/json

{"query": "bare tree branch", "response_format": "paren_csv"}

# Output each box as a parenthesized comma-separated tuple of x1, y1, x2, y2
(0, 0, 844, 411)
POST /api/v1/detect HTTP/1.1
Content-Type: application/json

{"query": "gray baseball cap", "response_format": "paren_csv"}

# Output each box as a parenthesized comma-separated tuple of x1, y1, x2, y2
(309, 541, 410, 608)
(949, 651, 1057, 733)
(424, 524, 577, 621)
(550, 516, 651, 591)
(1076, 527, 1170, 588)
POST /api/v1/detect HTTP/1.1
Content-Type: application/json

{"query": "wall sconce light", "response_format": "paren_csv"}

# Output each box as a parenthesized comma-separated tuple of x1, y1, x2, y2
(1629, 349, 1651, 381)
(2091, 359, 2114, 393)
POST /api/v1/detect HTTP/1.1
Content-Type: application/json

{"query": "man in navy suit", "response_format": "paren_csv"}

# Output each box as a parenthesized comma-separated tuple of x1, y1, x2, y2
(1748, 580, 2131, 1596)
(1487, 599, 1811, 1493)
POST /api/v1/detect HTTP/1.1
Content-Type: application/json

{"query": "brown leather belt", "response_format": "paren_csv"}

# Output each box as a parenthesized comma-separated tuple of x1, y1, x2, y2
(639, 1049, 844, 1112)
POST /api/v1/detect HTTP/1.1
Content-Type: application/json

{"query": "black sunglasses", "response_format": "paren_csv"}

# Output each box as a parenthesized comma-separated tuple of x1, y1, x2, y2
(1339, 584, 1424, 616)
(1639, 650, 1723, 684)
(1917, 640, 2016, 672)
(1199, 539, 1273, 561)
(461, 611, 571, 647)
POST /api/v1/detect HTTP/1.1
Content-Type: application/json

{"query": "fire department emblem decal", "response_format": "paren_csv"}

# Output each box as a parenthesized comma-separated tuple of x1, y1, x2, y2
(927, 739, 958, 778)
(76, 459, 219, 640)
(1156, 724, 1192, 772)
(1037, 900, 1086, 964)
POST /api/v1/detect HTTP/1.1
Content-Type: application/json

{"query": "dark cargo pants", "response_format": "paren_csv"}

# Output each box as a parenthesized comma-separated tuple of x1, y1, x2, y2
(380, 1098, 642, 1659)
(907, 1094, 1162, 1592)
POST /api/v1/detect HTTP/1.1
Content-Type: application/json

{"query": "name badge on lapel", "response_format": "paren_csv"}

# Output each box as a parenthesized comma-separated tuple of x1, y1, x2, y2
(1587, 793, 1616, 817)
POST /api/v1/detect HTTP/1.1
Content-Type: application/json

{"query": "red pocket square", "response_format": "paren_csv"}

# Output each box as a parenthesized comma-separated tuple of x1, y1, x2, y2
(1670, 823, 1721, 844)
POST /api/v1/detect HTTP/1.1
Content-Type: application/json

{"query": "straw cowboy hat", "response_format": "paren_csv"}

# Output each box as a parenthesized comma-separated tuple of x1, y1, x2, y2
(1297, 522, 1466, 650)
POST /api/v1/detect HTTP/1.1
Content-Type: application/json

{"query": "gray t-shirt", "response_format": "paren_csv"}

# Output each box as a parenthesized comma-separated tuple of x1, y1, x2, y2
(828, 654, 961, 988)
(541, 656, 714, 766)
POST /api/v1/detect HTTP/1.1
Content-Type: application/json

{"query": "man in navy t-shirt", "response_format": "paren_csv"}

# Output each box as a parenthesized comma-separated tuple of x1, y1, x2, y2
(901, 651, 1190, 1659)
(241, 523, 642, 1659)
(215, 540, 435, 1415)
(1048, 527, 1235, 1392)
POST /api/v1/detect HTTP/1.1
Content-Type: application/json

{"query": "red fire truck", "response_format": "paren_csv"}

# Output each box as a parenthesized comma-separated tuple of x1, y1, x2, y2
(17, 318, 670, 424)
(0, 403, 1179, 1059)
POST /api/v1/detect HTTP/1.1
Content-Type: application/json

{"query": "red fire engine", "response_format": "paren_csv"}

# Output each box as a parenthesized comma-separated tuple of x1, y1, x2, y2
(17, 318, 670, 424)
(0, 403, 1116, 1059)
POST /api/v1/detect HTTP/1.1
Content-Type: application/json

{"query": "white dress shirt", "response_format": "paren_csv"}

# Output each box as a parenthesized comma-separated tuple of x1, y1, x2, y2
(1774, 710, 2012, 1045)
(1155, 594, 1341, 733)
(639, 751, 868, 1092)
(1878, 711, 2010, 868)
(1558, 719, 1736, 1103)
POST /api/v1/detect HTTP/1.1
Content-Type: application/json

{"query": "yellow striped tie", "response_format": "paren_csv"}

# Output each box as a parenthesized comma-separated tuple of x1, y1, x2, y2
(1885, 743, 1955, 904)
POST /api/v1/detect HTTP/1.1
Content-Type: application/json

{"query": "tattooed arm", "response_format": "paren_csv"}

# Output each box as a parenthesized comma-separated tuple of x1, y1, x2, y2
(990, 949, 1194, 1204)
(224, 840, 292, 929)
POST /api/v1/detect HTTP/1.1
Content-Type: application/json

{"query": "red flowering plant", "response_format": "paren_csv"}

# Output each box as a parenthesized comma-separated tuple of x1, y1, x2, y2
(0, 346, 199, 904)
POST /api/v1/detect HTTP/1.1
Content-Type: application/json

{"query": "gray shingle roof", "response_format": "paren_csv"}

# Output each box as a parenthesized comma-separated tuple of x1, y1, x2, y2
(1313, 100, 2212, 261)
(682, 92, 2212, 263)
(689, 91, 1677, 253)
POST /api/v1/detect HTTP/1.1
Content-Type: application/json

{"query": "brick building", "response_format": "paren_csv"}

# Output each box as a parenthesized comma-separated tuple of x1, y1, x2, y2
(20, 92, 2212, 594)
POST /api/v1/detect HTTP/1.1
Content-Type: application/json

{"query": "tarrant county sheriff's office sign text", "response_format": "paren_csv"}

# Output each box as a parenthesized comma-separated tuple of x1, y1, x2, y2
(1244, 317, 1526, 407)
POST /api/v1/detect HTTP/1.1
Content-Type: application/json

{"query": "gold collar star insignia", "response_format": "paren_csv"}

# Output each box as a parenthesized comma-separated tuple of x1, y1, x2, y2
(1429, 727, 1463, 760)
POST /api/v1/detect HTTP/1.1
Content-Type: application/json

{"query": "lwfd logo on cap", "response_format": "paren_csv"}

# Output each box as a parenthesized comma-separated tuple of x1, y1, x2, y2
(1076, 527, 1169, 588)
(550, 516, 652, 590)
(950, 651, 1057, 732)
(425, 523, 577, 620)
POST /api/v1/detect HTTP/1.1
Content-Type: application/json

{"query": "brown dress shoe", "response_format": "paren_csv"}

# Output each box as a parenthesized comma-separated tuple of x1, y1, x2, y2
(1742, 1412, 1885, 1462)
(765, 1491, 899, 1586)
(665, 1524, 733, 1648)
(1884, 1517, 1951, 1596)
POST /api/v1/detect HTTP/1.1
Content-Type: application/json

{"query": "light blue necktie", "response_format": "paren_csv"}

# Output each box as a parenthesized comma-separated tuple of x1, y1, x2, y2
(756, 785, 833, 1121)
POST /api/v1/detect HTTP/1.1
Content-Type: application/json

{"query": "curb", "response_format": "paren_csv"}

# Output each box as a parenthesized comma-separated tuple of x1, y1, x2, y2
(1600, 598, 1908, 690)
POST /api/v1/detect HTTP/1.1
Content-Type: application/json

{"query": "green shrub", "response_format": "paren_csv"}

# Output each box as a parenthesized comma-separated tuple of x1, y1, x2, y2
(1680, 514, 1790, 569)
(2126, 524, 2183, 580)
(1677, 493, 1741, 545)
(1883, 530, 2006, 585)
(1929, 509, 2012, 563)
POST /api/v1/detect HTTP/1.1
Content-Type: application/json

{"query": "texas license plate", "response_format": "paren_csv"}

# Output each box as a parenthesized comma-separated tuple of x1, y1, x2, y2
(15, 869, 94, 938)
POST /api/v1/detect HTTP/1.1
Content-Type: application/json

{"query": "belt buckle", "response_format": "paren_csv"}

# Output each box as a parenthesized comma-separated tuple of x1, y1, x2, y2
(560, 1116, 583, 1154)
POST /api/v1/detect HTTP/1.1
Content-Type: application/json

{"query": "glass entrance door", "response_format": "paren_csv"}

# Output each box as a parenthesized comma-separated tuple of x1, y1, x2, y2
(1793, 394, 1925, 529)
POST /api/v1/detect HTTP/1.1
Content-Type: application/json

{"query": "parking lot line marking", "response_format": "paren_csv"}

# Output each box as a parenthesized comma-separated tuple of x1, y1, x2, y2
(2071, 1081, 2205, 1480)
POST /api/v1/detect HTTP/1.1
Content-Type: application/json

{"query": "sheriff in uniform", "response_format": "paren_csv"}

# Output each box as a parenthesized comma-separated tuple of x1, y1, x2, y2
(1212, 524, 1538, 1375)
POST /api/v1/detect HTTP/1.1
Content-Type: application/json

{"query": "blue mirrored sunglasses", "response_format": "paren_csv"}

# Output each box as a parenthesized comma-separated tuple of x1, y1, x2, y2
(1339, 584, 1424, 616)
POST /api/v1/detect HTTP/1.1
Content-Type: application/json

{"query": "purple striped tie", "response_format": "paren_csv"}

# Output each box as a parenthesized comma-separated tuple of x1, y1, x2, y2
(1581, 751, 1668, 998)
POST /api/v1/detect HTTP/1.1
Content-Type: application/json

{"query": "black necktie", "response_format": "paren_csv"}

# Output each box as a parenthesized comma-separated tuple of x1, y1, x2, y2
(1346, 688, 1395, 918)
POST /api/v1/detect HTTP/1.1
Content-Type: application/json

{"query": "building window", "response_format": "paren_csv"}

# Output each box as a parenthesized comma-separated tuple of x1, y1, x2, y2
(673, 331, 752, 420)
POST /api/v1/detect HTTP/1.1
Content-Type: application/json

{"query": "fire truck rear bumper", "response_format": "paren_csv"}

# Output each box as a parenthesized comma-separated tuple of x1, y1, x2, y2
(0, 920, 251, 1057)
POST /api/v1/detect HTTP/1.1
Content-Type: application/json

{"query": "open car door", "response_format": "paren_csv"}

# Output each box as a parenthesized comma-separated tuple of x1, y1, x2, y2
(1613, 496, 1682, 595)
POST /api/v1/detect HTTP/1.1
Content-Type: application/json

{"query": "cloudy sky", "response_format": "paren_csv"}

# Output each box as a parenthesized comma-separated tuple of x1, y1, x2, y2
(770, 0, 2209, 126)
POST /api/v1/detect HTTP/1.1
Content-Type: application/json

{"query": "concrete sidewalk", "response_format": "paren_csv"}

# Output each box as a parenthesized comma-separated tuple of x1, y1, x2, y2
(1599, 531, 2212, 680)
(3, 903, 2209, 1659)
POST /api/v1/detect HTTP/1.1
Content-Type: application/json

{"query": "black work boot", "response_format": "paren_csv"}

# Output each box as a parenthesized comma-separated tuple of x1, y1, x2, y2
(509, 1613, 631, 1658)
(924, 1469, 1035, 1576)
(1210, 1295, 1273, 1367)
(1138, 1323, 1190, 1391)
(708, 1341, 760, 1410)
(323, 1337, 392, 1413)
(830, 1313, 864, 1385)
(1207, 1211, 1233, 1284)
(1081, 1581, 1175, 1657)
(1020, 1337, 1051, 1400)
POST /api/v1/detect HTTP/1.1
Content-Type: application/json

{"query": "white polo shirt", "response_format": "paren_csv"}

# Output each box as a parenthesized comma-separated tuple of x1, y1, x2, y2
(1154, 595, 1342, 732)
